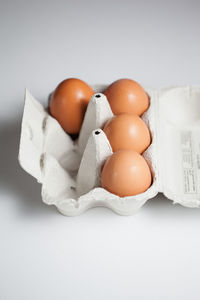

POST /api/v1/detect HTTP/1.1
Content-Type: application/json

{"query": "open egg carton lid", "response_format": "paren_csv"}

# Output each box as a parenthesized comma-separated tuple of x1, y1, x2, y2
(18, 85, 200, 216)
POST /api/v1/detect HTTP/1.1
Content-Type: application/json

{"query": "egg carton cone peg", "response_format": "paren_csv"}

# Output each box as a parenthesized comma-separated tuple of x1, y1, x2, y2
(78, 93, 113, 156)
(76, 129, 113, 197)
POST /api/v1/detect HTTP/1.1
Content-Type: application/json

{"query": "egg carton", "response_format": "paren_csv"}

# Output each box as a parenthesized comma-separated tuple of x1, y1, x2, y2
(18, 85, 200, 216)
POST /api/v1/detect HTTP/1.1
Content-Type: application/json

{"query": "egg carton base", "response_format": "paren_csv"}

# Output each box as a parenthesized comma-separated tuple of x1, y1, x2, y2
(18, 85, 200, 216)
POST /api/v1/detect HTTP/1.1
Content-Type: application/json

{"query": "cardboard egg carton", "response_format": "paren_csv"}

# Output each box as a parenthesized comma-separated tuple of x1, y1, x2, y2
(18, 85, 200, 216)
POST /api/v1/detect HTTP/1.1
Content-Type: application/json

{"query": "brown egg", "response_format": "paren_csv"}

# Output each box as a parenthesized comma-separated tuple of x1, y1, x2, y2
(101, 150, 152, 197)
(103, 114, 151, 153)
(50, 78, 94, 134)
(104, 78, 149, 116)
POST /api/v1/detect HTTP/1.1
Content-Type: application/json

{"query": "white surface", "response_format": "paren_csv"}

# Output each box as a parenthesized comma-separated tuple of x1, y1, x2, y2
(1, 0, 200, 299)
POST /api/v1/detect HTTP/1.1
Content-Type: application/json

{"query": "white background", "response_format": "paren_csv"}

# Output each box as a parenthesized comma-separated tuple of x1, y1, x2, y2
(1, 0, 200, 299)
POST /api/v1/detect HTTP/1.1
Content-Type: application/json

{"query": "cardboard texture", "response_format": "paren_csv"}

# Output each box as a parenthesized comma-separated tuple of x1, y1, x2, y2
(18, 85, 200, 216)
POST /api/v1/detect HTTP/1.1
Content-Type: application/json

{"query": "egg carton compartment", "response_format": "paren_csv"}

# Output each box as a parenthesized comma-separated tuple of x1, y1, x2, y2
(18, 85, 200, 216)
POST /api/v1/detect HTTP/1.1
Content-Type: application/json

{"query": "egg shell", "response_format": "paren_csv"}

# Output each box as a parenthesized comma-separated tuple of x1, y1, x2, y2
(18, 85, 200, 216)
(50, 78, 94, 134)
(103, 114, 151, 153)
(104, 79, 149, 116)
(101, 150, 152, 197)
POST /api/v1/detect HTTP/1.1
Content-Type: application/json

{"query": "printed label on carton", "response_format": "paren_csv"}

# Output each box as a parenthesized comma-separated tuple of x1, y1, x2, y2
(181, 130, 200, 194)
